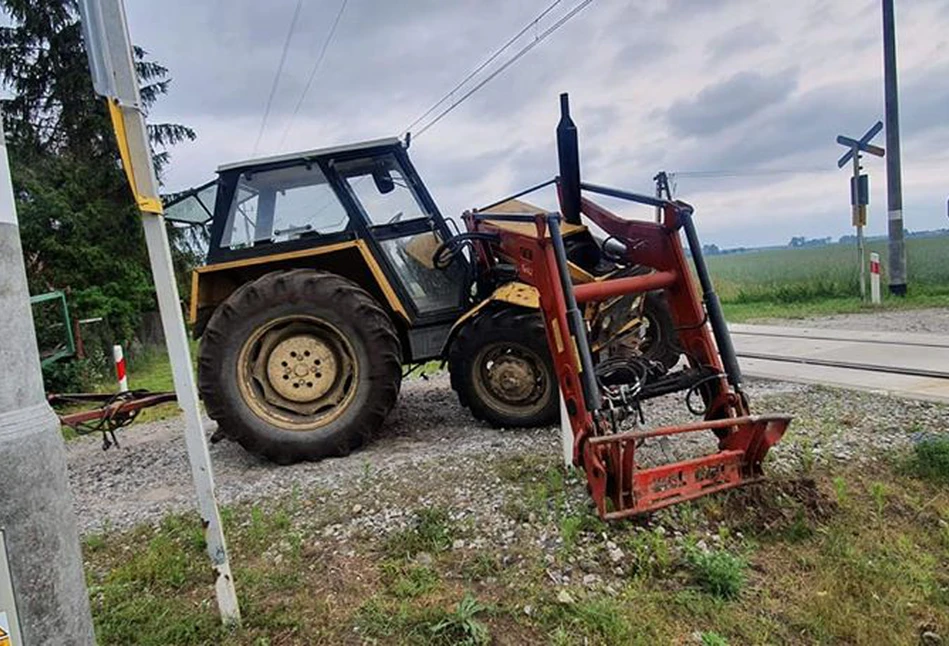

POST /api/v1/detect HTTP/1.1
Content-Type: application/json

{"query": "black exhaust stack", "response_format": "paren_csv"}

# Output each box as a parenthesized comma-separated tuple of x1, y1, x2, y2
(557, 93, 582, 225)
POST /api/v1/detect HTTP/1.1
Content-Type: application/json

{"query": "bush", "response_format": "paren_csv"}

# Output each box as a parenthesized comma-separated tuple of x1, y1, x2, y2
(42, 356, 108, 393)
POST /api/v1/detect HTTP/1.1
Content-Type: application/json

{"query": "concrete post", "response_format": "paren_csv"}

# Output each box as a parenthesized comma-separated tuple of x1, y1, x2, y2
(882, 0, 907, 295)
(0, 115, 96, 642)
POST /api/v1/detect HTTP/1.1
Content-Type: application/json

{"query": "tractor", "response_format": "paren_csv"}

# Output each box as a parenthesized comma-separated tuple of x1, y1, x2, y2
(167, 94, 788, 518)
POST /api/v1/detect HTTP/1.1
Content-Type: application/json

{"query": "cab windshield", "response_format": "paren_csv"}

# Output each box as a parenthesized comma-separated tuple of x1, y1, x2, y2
(336, 154, 429, 226)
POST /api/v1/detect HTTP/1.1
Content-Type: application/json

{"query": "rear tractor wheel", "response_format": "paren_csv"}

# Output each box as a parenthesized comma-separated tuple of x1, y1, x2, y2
(449, 307, 558, 428)
(198, 269, 402, 464)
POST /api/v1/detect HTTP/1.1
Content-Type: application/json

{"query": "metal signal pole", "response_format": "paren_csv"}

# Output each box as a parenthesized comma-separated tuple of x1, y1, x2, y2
(852, 148, 867, 300)
(79, 0, 240, 624)
(882, 0, 907, 295)
(0, 108, 96, 644)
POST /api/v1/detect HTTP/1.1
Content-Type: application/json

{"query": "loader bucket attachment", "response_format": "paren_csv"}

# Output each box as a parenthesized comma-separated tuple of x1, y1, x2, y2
(585, 415, 790, 519)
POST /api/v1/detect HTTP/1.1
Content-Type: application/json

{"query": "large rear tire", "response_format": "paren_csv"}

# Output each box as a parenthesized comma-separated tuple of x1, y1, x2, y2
(449, 307, 558, 428)
(198, 269, 401, 464)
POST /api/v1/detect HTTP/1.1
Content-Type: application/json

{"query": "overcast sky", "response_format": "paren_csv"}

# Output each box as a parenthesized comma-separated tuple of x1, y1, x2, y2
(126, 0, 949, 247)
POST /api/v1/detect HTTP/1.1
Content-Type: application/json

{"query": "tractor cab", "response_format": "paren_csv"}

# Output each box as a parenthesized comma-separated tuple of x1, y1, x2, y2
(167, 138, 470, 359)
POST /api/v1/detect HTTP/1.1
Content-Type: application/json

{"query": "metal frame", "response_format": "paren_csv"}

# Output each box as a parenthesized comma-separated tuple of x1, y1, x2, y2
(466, 184, 789, 518)
(29, 291, 76, 367)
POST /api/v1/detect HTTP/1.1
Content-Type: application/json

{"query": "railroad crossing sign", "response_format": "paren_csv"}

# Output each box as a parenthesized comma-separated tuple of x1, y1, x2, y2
(836, 121, 885, 301)
(837, 120, 885, 168)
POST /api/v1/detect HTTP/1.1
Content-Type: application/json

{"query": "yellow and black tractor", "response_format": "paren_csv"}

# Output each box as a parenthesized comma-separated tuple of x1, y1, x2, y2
(165, 105, 678, 465)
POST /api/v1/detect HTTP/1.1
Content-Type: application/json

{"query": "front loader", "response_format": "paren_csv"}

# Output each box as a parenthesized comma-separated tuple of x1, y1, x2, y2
(440, 94, 790, 518)
(167, 93, 788, 519)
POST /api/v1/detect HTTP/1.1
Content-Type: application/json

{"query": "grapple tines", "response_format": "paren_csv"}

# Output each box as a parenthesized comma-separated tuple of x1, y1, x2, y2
(585, 415, 791, 519)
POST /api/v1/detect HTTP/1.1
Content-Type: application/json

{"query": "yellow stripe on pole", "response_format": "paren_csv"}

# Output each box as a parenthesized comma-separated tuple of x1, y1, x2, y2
(106, 98, 163, 214)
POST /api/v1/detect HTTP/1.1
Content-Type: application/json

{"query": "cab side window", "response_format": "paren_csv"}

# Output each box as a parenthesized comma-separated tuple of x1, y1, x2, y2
(220, 164, 348, 249)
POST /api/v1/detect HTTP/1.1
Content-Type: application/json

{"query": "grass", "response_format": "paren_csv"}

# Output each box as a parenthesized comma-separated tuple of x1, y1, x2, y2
(709, 236, 949, 321)
(80, 450, 949, 645)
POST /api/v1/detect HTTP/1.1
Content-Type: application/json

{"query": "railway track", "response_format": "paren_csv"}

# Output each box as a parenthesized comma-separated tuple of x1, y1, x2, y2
(728, 324, 949, 404)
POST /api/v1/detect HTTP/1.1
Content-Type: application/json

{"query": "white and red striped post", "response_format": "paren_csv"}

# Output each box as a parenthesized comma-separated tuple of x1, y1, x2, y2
(870, 252, 882, 305)
(113, 344, 128, 391)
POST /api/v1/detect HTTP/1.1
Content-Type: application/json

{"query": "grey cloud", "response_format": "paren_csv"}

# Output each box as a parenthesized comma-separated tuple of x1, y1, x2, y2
(662, 0, 734, 17)
(705, 21, 778, 62)
(613, 38, 674, 69)
(680, 59, 949, 173)
(666, 68, 799, 137)
(119, 0, 949, 245)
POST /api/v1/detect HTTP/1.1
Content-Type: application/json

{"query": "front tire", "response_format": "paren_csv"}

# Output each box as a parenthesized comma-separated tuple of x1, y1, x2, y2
(449, 307, 558, 428)
(198, 269, 401, 464)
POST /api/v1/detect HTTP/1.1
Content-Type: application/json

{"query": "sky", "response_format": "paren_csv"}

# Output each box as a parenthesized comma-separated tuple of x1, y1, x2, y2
(125, 0, 949, 248)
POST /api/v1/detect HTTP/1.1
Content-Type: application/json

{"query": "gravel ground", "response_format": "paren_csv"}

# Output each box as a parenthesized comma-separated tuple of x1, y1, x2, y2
(757, 306, 949, 334)
(66, 367, 948, 537)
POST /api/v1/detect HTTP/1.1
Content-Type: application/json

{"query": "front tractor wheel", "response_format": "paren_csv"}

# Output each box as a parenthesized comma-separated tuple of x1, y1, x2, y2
(449, 307, 558, 428)
(198, 269, 401, 464)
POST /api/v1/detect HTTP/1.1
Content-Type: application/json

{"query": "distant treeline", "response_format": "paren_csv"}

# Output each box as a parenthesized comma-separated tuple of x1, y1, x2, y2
(701, 228, 948, 256)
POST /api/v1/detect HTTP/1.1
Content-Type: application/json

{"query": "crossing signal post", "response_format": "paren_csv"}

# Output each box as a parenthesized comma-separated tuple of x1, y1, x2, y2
(837, 122, 885, 301)
(79, 0, 240, 624)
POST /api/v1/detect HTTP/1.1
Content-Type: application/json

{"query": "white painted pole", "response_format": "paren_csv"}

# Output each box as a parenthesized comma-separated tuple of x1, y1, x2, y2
(79, 0, 240, 624)
(113, 344, 128, 391)
(870, 252, 882, 305)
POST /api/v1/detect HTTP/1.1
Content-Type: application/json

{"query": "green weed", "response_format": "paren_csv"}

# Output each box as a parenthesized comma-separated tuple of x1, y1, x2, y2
(701, 631, 730, 646)
(687, 549, 746, 600)
(832, 476, 849, 505)
(383, 507, 454, 558)
(381, 562, 440, 599)
(430, 594, 491, 646)
(905, 436, 949, 484)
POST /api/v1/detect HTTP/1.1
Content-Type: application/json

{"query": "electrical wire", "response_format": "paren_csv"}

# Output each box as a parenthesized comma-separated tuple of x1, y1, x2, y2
(673, 167, 834, 179)
(277, 0, 349, 150)
(403, 0, 566, 136)
(251, 0, 304, 156)
(409, 0, 595, 139)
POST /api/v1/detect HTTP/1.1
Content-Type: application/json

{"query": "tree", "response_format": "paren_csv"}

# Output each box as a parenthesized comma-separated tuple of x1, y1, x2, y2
(0, 0, 196, 343)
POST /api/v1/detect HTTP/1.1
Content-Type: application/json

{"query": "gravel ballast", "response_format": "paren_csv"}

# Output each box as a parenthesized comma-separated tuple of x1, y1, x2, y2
(66, 371, 948, 536)
(65, 308, 949, 537)
(756, 306, 949, 334)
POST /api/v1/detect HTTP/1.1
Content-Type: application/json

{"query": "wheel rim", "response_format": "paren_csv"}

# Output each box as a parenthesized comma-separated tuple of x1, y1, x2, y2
(237, 315, 358, 431)
(472, 342, 551, 418)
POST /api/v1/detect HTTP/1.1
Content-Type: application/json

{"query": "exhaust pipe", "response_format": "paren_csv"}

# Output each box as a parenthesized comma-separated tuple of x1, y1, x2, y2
(557, 93, 581, 225)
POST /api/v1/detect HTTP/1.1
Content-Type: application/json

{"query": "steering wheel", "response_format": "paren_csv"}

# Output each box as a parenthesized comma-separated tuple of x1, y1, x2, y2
(386, 211, 405, 225)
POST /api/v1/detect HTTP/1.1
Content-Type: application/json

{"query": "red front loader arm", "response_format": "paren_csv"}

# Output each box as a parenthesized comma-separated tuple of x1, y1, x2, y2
(466, 190, 789, 519)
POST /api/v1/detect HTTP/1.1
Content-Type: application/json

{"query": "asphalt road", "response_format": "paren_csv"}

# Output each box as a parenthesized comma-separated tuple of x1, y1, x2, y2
(730, 323, 949, 404)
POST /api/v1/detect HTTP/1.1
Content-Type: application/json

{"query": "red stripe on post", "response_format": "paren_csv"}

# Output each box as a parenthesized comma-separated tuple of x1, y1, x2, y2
(116, 358, 126, 381)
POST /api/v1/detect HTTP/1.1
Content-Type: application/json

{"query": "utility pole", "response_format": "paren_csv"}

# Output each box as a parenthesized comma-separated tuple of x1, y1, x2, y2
(882, 0, 907, 295)
(0, 109, 96, 644)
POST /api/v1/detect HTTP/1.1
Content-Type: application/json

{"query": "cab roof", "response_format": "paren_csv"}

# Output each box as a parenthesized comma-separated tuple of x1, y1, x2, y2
(216, 137, 402, 173)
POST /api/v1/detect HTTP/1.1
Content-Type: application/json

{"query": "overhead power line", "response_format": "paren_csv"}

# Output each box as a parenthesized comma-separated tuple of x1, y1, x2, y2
(672, 167, 835, 179)
(251, 0, 304, 156)
(277, 0, 349, 150)
(406, 0, 595, 140)
(403, 0, 565, 136)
